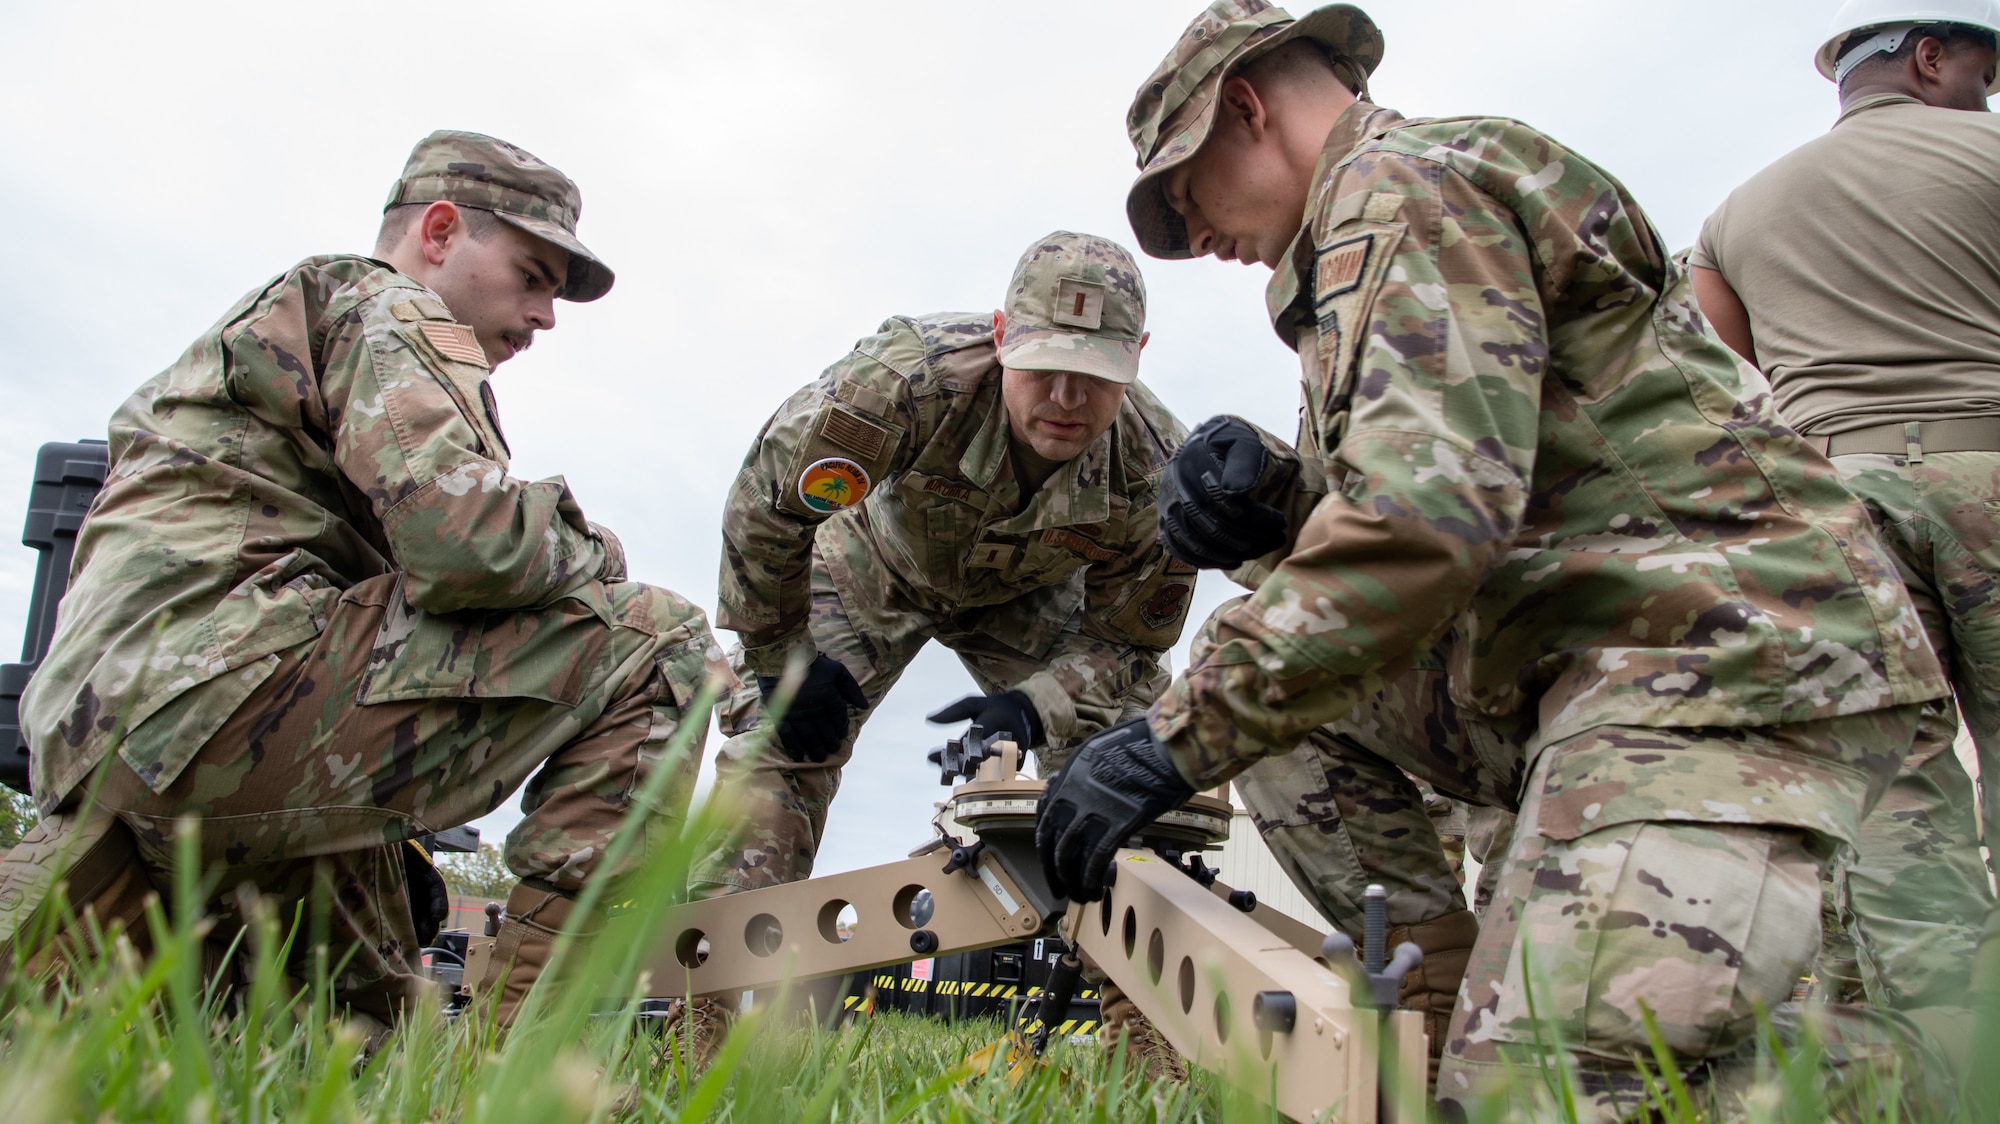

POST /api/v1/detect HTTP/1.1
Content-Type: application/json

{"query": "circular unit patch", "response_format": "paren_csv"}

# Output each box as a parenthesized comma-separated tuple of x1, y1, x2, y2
(798, 457, 871, 514)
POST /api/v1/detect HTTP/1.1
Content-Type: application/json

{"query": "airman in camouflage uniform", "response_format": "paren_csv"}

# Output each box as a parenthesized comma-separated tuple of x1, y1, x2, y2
(0, 132, 730, 1026)
(1034, 3, 1961, 1115)
(691, 232, 1196, 1073)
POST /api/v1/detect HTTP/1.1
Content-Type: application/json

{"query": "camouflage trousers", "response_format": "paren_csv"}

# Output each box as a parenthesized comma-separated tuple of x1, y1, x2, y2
(1312, 696, 1920, 1112)
(1240, 734, 1514, 930)
(1201, 598, 1956, 1114)
(85, 572, 724, 1021)
(1221, 625, 1524, 935)
(691, 548, 1152, 896)
(1826, 451, 1999, 1009)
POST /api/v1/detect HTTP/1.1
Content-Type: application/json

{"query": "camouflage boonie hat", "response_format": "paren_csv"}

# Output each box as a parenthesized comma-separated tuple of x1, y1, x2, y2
(1126, 2, 1383, 259)
(999, 231, 1147, 384)
(385, 130, 615, 302)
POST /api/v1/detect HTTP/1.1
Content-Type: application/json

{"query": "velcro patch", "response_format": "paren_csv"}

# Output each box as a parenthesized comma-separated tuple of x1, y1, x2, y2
(1052, 279, 1105, 330)
(478, 382, 512, 459)
(1137, 582, 1193, 630)
(417, 321, 489, 368)
(390, 297, 454, 322)
(837, 381, 894, 419)
(1362, 192, 1403, 222)
(818, 408, 888, 460)
(1314, 235, 1373, 301)
(967, 541, 1017, 569)
(798, 457, 870, 513)
(923, 477, 978, 504)
(1040, 527, 1121, 563)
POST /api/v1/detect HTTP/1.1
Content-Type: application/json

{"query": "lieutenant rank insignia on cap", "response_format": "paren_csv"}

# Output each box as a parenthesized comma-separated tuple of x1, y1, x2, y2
(799, 457, 870, 513)
(1052, 279, 1106, 329)
(417, 321, 490, 367)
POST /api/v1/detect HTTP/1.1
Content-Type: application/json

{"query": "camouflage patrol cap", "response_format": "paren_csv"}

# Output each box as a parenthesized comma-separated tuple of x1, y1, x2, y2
(999, 231, 1148, 385)
(385, 130, 615, 302)
(1126, 2, 1383, 259)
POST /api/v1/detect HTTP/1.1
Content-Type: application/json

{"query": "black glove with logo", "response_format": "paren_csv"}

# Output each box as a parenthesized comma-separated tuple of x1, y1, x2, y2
(757, 652, 869, 764)
(1035, 717, 1195, 903)
(1157, 415, 1292, 569)
(926, 690, 1044, 749)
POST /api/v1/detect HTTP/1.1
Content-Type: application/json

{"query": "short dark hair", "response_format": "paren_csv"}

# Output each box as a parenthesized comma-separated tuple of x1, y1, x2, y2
(373, 202, 504, 256)
(1239, 39, 1368, 99)
(1838, 21, 1997, 90)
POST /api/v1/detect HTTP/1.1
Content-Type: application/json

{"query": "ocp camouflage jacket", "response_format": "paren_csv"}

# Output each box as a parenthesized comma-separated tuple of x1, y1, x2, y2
(1154, 105, 1947, 834)
(718, 313, 1196, 742)
(23, 255, 620, 810)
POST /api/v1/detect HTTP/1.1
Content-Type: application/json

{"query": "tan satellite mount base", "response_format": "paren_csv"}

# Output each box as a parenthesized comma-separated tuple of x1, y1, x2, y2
(474, 739, 1428, 1123)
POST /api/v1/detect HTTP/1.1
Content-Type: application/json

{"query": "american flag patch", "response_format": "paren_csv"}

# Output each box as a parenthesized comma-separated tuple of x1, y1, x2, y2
(819, 407, 888, 459)
(1315, 235, 1373, 300)
(417, 321, 489, 367)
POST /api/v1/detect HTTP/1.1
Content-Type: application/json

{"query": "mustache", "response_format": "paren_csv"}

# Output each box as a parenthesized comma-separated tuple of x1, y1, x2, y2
(502, 330, 534, 354)
(1032, 406, 1090, 425)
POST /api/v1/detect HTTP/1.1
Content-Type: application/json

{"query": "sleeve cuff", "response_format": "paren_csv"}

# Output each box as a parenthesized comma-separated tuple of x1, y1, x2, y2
(1011, 671, 1077, 747)
(1148, 684, 1229, 791)
(587, 521, 627, 583)
(740, 636, 809, 680)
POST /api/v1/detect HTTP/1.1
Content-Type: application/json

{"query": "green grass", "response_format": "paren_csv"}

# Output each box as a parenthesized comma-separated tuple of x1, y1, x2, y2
(2, 681, 1992, 1123)
(2, 857, 1993, 1124)
(1, 925, 1988, 1124)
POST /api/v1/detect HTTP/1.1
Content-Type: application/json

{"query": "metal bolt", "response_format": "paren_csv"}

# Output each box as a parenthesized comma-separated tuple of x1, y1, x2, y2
(1252, 990, 1296, 1033)
(1227, 888, 1256, 912)
(1363, 884, 1387, 975)
(910, 929, 939, 954)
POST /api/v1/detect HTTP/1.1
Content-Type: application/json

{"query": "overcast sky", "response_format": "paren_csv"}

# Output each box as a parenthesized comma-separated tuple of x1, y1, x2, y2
(0, 0, 1852, 875)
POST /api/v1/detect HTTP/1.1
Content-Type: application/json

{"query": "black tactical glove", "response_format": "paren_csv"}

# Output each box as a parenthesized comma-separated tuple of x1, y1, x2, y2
(1157, 415, 1291, 569)
(402, 841, 451, 949)
(926, 690, 1044, 749)
(757, 653, 869, 764)
(1035, 717, 1195, 903)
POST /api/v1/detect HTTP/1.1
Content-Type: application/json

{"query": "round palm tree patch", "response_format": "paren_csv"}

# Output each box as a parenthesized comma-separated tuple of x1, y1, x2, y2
(799, 457, 871, 513)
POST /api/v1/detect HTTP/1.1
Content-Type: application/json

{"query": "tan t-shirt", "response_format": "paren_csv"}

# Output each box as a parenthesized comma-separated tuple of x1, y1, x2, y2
(1693, 94, 2000, 435)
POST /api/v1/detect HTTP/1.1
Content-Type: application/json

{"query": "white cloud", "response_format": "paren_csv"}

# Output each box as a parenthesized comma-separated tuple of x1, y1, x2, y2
(0, 0, 1840, 875)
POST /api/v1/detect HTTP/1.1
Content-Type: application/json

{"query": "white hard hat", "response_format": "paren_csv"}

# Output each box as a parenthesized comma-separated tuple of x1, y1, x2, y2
(1815, 0, 2000, 91)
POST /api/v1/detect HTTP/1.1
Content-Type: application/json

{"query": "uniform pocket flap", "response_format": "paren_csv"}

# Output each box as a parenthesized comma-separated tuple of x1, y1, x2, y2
(1532, 727, 1875, 848)
(356, 578, 610, 707)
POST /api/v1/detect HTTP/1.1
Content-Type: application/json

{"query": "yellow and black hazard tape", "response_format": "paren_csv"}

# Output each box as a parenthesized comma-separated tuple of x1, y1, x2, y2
(842, 993, 1100, 1036)
(864, 974, 1100, 1001)
(1015, 1016, 1101, 1036)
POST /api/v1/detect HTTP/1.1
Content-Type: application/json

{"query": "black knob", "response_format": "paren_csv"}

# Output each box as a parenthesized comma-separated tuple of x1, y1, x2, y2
(941, 840, 984, 875)
(1227, 888, 1256, 912)
(910, 929, 939, 954)
(1252, 990, 1296, 1033)
(1321, 931, 1357, 967)
(483, 901, 503, 937)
